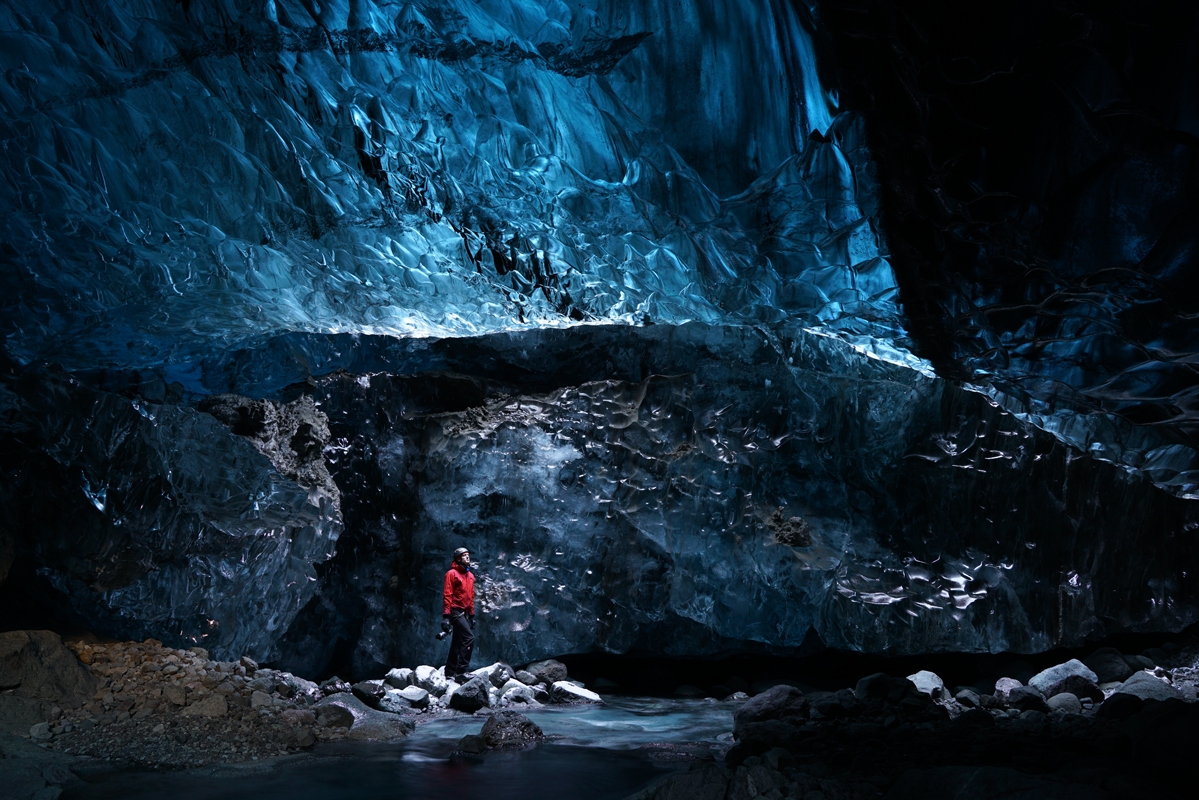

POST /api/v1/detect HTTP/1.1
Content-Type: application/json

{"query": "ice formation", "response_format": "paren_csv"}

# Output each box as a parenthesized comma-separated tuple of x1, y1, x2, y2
(0, 0, 1196, 669)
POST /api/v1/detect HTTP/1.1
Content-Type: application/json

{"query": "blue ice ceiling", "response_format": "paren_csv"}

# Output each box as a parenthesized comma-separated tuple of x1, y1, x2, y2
(0, 0, 897, 370)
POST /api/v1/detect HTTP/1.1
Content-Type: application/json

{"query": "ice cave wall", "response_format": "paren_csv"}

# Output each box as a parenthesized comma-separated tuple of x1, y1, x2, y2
(0, 0, 1196, 673)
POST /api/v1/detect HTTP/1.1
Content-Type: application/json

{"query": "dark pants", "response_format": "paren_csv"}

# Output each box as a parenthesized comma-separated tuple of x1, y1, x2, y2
(445, 609, 474, 677)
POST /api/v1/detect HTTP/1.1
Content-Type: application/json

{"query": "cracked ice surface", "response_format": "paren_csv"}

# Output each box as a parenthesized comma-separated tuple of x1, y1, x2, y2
(0, 0, 904, 372)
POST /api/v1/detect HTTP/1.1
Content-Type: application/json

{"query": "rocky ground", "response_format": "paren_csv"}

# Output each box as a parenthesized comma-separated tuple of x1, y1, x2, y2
(631, 641, 1199, 800)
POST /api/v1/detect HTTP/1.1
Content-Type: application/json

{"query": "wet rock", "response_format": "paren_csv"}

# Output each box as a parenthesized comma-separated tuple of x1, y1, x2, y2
(379, 686, 429, 713)
(449, 677, 491, 713)
(315, 704, 354, 729)
(468, 662, 515, 689)
(0, 631, 97, 709)
(384, 668, 413, 689)
(1028, 660, 1098, 694)
(525, 659, 569, 685)
(1126, 654, 1156, 671)
(480, 710, 545, 748)
(515, 670, 539, 686)
(1045, 674, 1104, 703)
(906, 670, 945, 699)
(501, 684, 538, 705)
(1115, 672, 1182, 702)
(319, 676, 351, 696)
(458, 733, 486, 754)
(351, 680, 387, 708)
(282, 708, 317, 726)
(29, 721, 52, 740)
(954, 688, 981, 708)
(1084, 647, 1135, 684)
(315, 693, 412, 740)
(549, 681, 603, 704)
(1046, 692, 1082, 714)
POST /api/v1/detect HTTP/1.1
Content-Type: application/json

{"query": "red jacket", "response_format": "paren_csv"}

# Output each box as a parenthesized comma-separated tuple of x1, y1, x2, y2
(443, 563, 475, 615)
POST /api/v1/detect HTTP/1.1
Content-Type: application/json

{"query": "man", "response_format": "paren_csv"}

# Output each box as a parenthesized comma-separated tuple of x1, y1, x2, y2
(441, 546, 475, 681)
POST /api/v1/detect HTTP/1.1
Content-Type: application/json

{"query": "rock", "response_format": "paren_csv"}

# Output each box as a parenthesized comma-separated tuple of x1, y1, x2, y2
(1084, 647, 1134, 684)
(1115, 671, 1183, 702)
(29, 721, 52, 741)
(1045, 674, 1104, 703)
(468, 662, 516, 689)
(733, 681, 810, 724)
(249, 690, 273, 709)
(993, 677, 1023, 703)
(530, 684, 550, 703)
(501, 684, 538, 705)
(379, 685, 429, 713)
(954, 688, 981, 708)
(414, 665, 449, 696)
(162, 684, 187, 706)
(319, 676, 351, 695)
(352, 680, 386, 708)
(384, 667, 413, 689)
(1096, 692, 1144, 721)
(282, 708, 317, 726)
(1126, 654, 1156, 671)
(1141, 647, 1170, 665)
(449, 677, 491, 713)
(499, 678, 527, 696)
(906, 670, 946, 699)
(515, 670, 539, 686)
(247, 676, 274, 693)
(525, 659, 569, 684)
(316, 704, 354, 728)
(0, 631, 97, 708)
(239, 655, 258, 673)
(549, 681, 603, 704)
(854, 673, 918, 704)
(0, 695, 53, 736)
(179, 694, 227, 718)
(1006, 686, 1049, 713)
(480, 710, 545, 748)
(1028, 660, 1098, 694)
(809, 690, 860, 720)
(316, 693, 413, 740)
(458, 734, 486, 754)
(1046, 692, 1082, 714)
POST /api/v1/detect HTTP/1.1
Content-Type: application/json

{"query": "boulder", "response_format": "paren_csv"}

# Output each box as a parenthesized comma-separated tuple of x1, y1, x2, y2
(515, 670, 540, 686)
(316, 693, 413, 740)
(0, 631, 96, 708)
(379, 686, 429, 713)
(1115, 671, 1183, 702)
(458, 734, 486, 754)
(239, 655, 258, 673)
(993, 677, 1023, 703)
(854, 673, 918, 704)
(0, 695, 53, 736)
(319, 676, 351, 696)
(384, 667, 413, 689)
(1096, 692, 1144, 721)
(906, 670, 946, 699)
(501, 684, 538, 705)
(448, 677, 491, 713)
(1006, 686, 1049, 713)
(549, 681, 602, 704)
(351, 680, 386, 708)
(499, 678, 527, 696)
(468, 662, 516, 689)
(954, 688, 981, 709)
(316, 704, 354, 728)
(1126, 654, 1156, 671)
(1028, 660, 1098, 694)
(480, 710, 545, 748)
(180, 694, 228, 718)
(1045, 674, 1103, 703)
(414, 665, 449, 696)
(525, 659, 569, 684)
(250, 690, 273, 708)
(1046, 692, 1082, 714)
(282, 708, 317, 726)
(1084, 647, 1134, 684)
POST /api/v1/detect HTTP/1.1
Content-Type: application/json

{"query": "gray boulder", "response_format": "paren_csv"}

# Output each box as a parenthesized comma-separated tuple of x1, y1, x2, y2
(449, 677, 491, 713)
(1115, 671, 1183, 702)
(501, 684, 539, 705)
(378, 686, 428, 714)
(515, 670, 540, 686)
(1006, 686, 1049, 713)
(550, 681, 603, 704)
(351, 680, 386, 709)
(315, 704, 354, 728)
(954, 688, 981, 709)
(1028, 660, 1097, 694)
(1045, 674, 1103, 703)
(480, 710, 545, 748)
(993, 677, 1023, 703)
(906, 670, 946, 699)
(1046, 692, 1082, 714)
(0, 631, 96, 708)
(384, 667, 413, 689)
(414, 665, 449, 696)
(316, 693, 413, 740)
(1084, 647, 1134, 684)
(319, 676, 351, 696)
(525, 659, 569, 684)
(734, 685, 808, 731)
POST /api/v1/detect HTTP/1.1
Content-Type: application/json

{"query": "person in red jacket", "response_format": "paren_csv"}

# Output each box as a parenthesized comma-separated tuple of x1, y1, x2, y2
(441, 547, 475, 680)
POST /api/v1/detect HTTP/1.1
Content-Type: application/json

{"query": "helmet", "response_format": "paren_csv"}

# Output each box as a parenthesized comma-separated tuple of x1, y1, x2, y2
(453, 547, 470, 561)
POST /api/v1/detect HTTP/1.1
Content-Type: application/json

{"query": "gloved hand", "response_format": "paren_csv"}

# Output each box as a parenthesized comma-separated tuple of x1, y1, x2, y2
(441, 616, 452, 635)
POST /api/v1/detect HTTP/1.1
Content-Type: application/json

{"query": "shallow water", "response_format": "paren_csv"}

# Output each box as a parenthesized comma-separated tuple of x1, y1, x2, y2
(63, 698, 734, 800)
